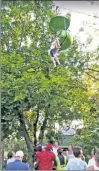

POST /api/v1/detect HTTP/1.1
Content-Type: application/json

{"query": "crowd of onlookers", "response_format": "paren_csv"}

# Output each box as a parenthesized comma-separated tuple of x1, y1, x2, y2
(5, 141, 99, 170)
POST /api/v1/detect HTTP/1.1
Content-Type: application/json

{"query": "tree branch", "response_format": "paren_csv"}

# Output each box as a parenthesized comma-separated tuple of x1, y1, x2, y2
(38, 109, 49, 144)
(18, 20, 24, 51)
(86, 73, 99, 81)
(16, 102, 33, 152)
(87, 68, 99, 73)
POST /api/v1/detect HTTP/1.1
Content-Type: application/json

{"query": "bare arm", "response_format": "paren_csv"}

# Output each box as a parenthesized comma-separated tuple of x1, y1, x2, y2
(55, 38, 60, 48)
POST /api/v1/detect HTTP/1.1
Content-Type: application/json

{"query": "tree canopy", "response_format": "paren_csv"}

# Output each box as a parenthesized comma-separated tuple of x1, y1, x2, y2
(1, 0, 99, 166)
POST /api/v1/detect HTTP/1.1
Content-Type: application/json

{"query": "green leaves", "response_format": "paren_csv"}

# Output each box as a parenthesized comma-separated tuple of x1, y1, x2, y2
(2, 1, 99, 157)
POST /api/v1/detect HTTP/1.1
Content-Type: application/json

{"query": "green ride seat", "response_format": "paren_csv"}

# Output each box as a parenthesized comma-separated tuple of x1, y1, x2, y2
(60, 32, 73, 50)
(49, 16, 70, 32)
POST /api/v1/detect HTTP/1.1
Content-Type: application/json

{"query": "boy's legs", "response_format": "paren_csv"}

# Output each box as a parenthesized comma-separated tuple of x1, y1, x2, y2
(50, 48, 60, 67)
(50, 49, 57, 68)
(51, 57, 56, 68)
(54, 56, 60, 65)
(54, 51, 60, 65)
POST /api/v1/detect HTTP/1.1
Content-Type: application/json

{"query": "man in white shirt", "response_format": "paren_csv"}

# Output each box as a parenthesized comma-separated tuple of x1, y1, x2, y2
(66, 146, 87, 170)
(53, 141, 60, 156)
(66, 145, 75, 161)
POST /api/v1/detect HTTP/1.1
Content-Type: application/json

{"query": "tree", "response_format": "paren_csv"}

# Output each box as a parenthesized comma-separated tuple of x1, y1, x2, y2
(2, 0, 98, 166)
(70, 46, 99, 154)
(1, 0, 54, 164)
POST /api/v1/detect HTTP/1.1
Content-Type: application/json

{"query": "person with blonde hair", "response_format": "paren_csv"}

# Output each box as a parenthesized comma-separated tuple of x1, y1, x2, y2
(48, 32, 61, 68)
(87, 148, 96, 168)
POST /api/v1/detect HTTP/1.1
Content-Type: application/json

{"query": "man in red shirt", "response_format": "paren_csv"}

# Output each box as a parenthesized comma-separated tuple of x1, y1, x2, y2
(36, 144, 55, 170)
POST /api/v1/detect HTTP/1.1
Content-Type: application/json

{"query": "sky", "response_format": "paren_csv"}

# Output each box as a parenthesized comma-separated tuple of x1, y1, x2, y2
(54, 1, 99, 51)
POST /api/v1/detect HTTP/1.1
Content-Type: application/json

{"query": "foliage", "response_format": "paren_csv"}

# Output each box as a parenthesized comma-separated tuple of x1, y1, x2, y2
(1, 0, 99, 163)
(4, 133, 28, 160)
(70, 47, 99, 154)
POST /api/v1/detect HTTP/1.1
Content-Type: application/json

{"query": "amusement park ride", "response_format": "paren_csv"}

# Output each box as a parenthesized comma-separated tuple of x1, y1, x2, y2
(48, 15, 73, 67)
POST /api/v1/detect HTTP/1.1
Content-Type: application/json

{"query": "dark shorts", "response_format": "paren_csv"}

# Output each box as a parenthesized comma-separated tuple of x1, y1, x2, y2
(50, 49, 56, 57)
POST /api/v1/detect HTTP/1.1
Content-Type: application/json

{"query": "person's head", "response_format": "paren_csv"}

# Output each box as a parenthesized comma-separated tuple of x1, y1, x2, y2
(36, 145, 42, 152)
(45, 144, 52, 152)
(54, 141, 60, 148)
(56, 31, 61, 37)
(73, 146, 82, 158)
(57, 148, 63, 155)
(15, 151, 24, 161)
(7, 151, 15, 159)
(68, 145, 73, 154)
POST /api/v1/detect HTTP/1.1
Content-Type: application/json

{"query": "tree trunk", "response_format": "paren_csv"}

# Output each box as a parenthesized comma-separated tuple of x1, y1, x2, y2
(32, 107, 40, 163)
(17, 109, 33, 167)
(38, 109, 48, 144)
(33, 107, 39, 147)
(18, 110, 33, 151)
(0, 140, 3, 170)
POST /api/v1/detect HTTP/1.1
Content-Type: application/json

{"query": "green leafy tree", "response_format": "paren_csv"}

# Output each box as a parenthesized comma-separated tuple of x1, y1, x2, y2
(2, 0, 99, 166)
(71, 47, 99, 154)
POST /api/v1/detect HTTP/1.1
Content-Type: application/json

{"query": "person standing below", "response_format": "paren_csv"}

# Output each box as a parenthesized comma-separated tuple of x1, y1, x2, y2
(6, 150, 30, 170)
(66, 145, 74, 161)
(87, 148, 96, 168)
(54, 148, 67, 170)
(53, 141, 60, 156)
(33, 145, 42, 170)
(7, 151, 15, 165)
(66, 146, 87, 170)
(36, 143, 55, 170)
(88, 149, 99, 170)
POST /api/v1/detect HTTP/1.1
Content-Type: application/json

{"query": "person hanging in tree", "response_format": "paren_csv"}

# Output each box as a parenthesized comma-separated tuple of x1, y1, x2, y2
(48, 31, 61, 68)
